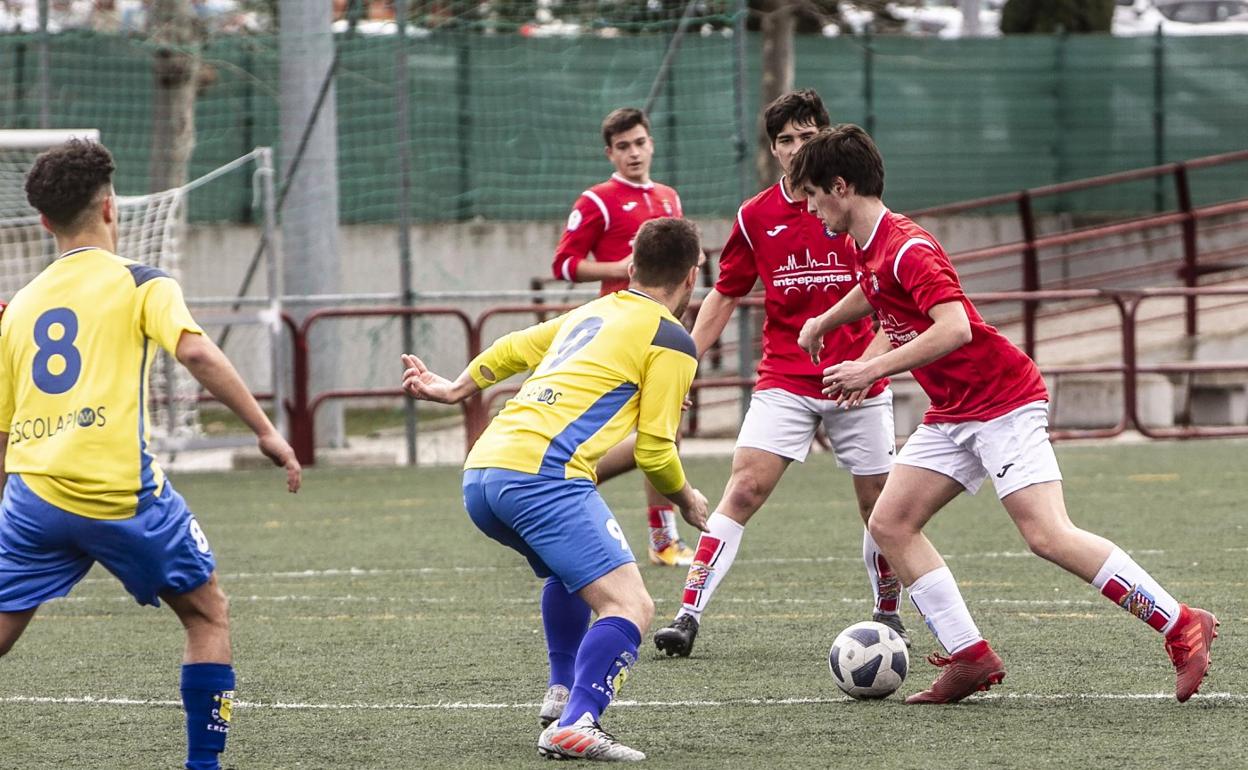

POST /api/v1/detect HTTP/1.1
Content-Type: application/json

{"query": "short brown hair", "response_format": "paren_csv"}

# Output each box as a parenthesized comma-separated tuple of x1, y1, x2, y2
(789, 124, 885, 198)
(763, 89, 831, 144)
(601, 107, 650, 147)
(631, 218, 700, 287)
(25, 139, 115, 233)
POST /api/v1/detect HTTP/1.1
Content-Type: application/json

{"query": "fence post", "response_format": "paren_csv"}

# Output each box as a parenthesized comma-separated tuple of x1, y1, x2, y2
(456, 33, 472, 221)
(1174, 163, 1198, 337)
(733, 0, 750, 202)
(1018, 191, 1039, 359)
(1153, 24, 1166, 212)
(287, 319, 316, 466)
(736, 302, 752, 425)
(863, 25, 875, 135)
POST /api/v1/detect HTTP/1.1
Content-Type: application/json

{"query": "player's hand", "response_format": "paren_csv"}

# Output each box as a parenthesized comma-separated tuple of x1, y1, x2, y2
(681, 395, 693, 412)
(258, 430, 301, 493)
(822, 359, 876, 398)
(401, 353, 458, 404)
(678, 488, 710, 533)
(833, 385, 871, 410)
(798, 317, 825, 365)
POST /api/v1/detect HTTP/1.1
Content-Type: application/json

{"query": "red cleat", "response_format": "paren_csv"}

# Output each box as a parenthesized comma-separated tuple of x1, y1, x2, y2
(1165, 604, 1219, 703)
(905, 639, 1006, 704)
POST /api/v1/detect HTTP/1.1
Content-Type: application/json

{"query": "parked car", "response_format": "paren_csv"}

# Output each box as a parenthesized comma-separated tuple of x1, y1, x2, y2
(1115, 0, 1248, 34)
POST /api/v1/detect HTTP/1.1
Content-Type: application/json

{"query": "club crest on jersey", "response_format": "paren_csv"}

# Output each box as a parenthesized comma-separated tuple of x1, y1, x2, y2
(870, 272, 880, 293)
(566, 209, 583, 232)
(1119, 585, 1157, 621)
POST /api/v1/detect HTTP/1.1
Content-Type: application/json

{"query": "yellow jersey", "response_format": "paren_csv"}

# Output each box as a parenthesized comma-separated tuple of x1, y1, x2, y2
(0, 247, 203, 519)
(465, 289, 697, 494)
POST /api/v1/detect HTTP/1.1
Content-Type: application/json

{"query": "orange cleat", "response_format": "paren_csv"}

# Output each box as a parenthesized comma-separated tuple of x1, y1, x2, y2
(1165, 604, 1219, 703)
(905, 639, 1006, 704)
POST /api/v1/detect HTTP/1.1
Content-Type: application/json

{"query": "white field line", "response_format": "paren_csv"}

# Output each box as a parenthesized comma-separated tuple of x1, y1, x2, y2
(49, 594, 1104, 609)
(74, 549, 1168, 585)
(2, 692, 1244, 712)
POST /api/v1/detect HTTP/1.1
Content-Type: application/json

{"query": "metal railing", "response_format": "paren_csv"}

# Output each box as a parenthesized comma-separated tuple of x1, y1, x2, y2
(279, 287, 1248, 465)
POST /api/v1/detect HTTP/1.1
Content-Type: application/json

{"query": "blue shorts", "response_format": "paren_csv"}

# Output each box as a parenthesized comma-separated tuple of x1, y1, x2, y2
(462, 468, 636, 593)
(0, 475, 216, 612)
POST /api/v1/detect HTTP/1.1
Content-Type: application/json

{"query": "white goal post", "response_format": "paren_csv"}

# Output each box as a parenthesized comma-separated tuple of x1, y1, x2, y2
(0, 130, 285, 452)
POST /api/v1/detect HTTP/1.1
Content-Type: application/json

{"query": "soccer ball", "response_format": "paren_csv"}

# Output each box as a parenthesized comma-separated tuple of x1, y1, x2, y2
(828, 620, 909, 700)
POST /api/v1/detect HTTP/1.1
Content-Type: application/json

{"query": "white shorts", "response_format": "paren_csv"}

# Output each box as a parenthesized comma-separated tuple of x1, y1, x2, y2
(735, 388, 895, 476)
(895, 401, 1062, 499)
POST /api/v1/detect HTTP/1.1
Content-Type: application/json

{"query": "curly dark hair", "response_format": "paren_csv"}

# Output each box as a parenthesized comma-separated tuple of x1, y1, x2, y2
(24, 139, 116, 232)
(789, 124, 885, 198)
(763, 89, 831, 145)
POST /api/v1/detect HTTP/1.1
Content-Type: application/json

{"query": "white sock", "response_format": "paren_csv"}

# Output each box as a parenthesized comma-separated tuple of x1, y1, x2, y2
(678, 512, 745, 621)
(660, 509, 682, 545)
(1092, 547, 1182, 634)
(863, 529, 902, 615)
(908, 566, 982, 655)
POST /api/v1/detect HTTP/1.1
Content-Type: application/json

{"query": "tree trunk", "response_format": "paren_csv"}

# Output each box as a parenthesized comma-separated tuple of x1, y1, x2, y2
(755, 0, 795, 187)
(149, 0, 200, 192)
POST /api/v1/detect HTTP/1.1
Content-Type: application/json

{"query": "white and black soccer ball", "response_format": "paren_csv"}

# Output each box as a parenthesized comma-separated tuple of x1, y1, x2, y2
(828, 620, 909, 700)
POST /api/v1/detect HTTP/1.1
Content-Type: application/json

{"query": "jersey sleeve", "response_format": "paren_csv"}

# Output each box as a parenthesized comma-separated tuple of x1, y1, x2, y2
(0, 310, 12, 428)
(552, 194, 607, 282)
(467, 314, 566, 388)
(139, 277, 204, 357)
(714, 207, 759, 298)
(635, 329, 696, 494)
(894, 242, 967, 316)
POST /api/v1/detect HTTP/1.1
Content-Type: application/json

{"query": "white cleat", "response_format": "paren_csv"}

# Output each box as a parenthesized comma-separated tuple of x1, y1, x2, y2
(539, 684, 570, 727)
(538, 712, 646, 762)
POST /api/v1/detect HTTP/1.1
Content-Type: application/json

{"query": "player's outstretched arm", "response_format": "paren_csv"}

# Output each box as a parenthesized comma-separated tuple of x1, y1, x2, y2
(690, 289, 741, 358)
(798, 284, 874, 363)
(822, 300, 971, 396)
(572, 258, 631, 283)
(176, 332, 301, 493)
(401, 353, 481, 405)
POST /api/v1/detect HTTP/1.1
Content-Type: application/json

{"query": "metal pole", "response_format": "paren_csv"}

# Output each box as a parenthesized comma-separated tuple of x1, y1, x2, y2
(36, 0, 49, 127)
(456, 35, 472, 221)
(863, 24, 875, 135)
(733, 0, 750, 203)
(396, 0, 418, 466)
(1175, 164, 1197, 338)
(643, 0, 701, 115)
(257, 147, 289, 439)
(1019, 192, 1040, 360)
(1153, 23, 1166, 212)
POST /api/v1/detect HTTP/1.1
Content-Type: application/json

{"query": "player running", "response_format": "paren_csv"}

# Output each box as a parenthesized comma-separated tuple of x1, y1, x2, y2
(792, 125, 1218, 704)
(653, 90, 906, 658)
(0, 140, 301, 770)
(552, 107, 697, 568)
(404, 217, 710, 760)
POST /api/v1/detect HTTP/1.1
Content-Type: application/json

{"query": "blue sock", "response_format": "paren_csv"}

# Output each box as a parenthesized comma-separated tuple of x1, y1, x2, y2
(558, 616, 641, 728)
(180, 663, 235, 770)
(542, 576, 591, 689)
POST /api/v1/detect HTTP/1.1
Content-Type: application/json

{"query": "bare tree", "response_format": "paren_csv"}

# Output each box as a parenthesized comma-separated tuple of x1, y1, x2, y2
(148, 0, 203, 192)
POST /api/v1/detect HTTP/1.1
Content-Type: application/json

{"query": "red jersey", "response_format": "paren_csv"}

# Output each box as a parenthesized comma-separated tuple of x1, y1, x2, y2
(717, 180, 884, 400)
(856, 209, 1047, 423)
(552, 173, 683, 295)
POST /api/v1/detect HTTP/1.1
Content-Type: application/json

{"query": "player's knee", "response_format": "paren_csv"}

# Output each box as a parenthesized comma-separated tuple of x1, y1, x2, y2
(724, 473, 766, 515)
(1021, 525, 1068, 563)
(867, 512, 903, 547)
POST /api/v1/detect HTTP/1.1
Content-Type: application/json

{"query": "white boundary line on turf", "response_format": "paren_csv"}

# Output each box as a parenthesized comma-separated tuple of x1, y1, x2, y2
(48, 594, 1104, 609)
(2, 692, 1244, 711)
(74, 549, 1167, 585)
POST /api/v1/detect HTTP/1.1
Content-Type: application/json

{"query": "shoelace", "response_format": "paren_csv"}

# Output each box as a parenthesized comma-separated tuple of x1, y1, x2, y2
(926, 652, 953, 668)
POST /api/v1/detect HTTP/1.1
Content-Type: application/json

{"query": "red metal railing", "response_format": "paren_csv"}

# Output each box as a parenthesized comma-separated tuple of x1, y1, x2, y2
(910, 149, 1248, 356)
(280, 287, 1248, 465)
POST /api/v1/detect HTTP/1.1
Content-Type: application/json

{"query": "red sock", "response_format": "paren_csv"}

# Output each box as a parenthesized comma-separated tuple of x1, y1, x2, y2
(876, 553, 901, 614)
(647, 506, 666, 530)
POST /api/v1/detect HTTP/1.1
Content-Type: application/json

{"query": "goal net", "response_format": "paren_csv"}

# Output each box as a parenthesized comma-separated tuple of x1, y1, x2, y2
(0, 130, 275, 450)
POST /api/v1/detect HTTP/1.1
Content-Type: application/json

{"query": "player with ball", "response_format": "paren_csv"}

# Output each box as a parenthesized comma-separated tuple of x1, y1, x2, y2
(794, 126, 1218, 705)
